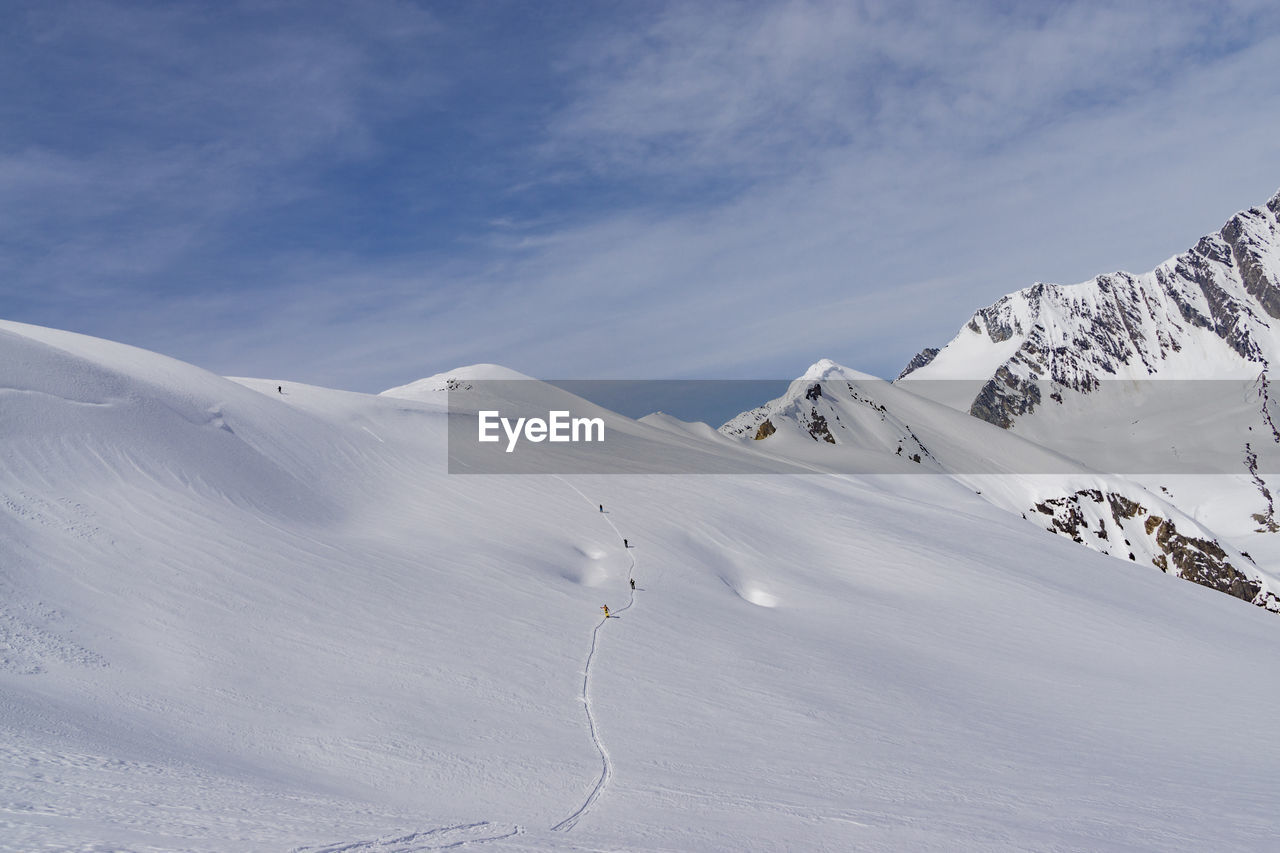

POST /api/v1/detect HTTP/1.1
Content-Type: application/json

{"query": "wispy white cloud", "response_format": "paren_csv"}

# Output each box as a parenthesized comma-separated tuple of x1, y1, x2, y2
(4, 0, 1280, 392)
(0, 0, 443, 301)
(545, 0, 1279, 177)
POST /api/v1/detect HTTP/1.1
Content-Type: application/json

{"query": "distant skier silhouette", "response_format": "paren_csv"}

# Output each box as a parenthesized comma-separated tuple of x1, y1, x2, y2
(599, 504, 604, 512)
(601, 604, 610, 618)
(277, 385, 283, 394)
(629, 578, 635, 591)
(623, 538, 628, 548)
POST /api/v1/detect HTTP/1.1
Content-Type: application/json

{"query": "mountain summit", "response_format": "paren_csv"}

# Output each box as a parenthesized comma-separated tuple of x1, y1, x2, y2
(900, 187, 1280, 424)
(896, 185, 1280, 589)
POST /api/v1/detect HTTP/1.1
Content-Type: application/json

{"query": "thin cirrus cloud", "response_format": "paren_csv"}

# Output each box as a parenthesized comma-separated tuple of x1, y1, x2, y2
(2, 0, 1280, 393)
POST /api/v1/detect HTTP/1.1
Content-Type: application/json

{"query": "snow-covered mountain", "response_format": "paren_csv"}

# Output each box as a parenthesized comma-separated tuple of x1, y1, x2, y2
(897, 186, 1280, 575)
(8, 320, 1280, 850)
(719, 359, 1280, 612)
(899, 188, 1280, 399)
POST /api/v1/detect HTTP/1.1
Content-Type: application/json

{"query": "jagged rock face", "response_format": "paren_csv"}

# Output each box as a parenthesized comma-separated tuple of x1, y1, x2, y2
(1031, 489, 1279, 612)
(1222, 203, 1280, 320)
(1245, 443, 1279, 531)
(900, 188, 1280, 427)
(969, 366, 1043, 429)
(807, 409, 837, 443)
(897, 347, 939, 380)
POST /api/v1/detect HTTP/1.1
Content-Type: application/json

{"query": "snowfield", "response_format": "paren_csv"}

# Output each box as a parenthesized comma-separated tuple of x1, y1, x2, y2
(3, 319, 1280, 851)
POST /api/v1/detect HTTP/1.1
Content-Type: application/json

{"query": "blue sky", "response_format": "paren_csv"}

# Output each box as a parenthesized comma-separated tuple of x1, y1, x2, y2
(5, 0, 1280, 390)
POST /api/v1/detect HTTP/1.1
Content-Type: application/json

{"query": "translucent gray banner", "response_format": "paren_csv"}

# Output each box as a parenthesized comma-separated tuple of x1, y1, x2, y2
(446, 377, 1280, 475)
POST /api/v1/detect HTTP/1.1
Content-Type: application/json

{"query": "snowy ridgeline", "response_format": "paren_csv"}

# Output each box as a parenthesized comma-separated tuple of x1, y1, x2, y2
(4, 318, 1280, 851)
(720, 360, 1280, 612)
(896, 187, 1280, 588)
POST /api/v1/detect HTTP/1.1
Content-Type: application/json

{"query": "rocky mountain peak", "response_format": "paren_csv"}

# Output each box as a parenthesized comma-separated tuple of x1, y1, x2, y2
(899, 186, 1280, 427)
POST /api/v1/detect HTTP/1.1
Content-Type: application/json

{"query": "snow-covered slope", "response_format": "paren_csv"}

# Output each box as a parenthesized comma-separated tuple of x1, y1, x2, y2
(7, 320, 1280, 850)
(898, 187, 1280, 572)
(720, 358, 1279, 612)
(380, 363, 536, 398)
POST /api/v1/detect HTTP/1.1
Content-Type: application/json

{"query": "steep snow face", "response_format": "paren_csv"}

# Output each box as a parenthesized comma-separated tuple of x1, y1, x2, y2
(10, 324, 1280, 851)
(720, 361, 1280, 612)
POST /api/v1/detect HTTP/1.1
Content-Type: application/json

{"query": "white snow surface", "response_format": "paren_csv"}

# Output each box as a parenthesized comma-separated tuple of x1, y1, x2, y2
(718, 364, 1280, 603)
(895, 189, 1280, 573)
(4, 320, 1280, 850)
(380, 363, 534, 400)
(800, 358, 882, 382)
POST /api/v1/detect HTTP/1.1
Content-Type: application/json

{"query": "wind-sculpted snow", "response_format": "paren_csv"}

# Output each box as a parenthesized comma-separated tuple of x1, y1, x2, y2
(6, 320, 1280, 850)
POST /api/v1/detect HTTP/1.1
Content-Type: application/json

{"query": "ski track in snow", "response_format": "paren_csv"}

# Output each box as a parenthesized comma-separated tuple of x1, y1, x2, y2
(550, 476, 637, 833)
(300, 478, 635, 849)
(293, 821, 525, 852)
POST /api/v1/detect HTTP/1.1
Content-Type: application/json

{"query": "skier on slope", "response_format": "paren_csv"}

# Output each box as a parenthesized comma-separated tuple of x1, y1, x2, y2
(630, 578, 635, 591)
(601, 604, 610, 618)
(599, 504, 604, 512)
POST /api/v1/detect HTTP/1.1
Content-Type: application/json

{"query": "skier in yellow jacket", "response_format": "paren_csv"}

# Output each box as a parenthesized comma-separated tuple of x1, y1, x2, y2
(601, 605, 610, 618)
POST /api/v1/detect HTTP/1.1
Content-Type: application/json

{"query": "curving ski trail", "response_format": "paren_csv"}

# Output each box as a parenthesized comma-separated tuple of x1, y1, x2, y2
(296, 820, 525, 852)
(550, 476, 637, 832)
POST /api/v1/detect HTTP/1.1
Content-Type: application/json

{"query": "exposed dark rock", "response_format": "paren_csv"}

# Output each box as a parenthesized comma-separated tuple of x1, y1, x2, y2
(1107, 493, 1145, 521)
(1029, 489, 1276, 611)
(1256, 375, 1280, 444)
(897, 347, 940, 379)
(1244, 442, 1278, 531)
(1223, 211, 1280, 320)
(1249, 513, 1277, 533)
(754, 419, 776, 441)
(969, 366, 1043, 428)
(1193, 234, 1232, 265)
(1174, 253, 1263, 361)
(1148, 516, 1263, 603)
(807, 409, 836, 444)
(976, 303, 1019, 343)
